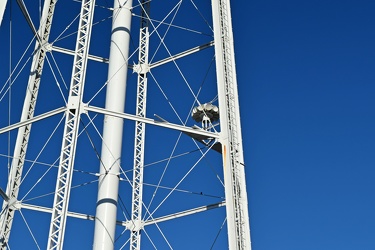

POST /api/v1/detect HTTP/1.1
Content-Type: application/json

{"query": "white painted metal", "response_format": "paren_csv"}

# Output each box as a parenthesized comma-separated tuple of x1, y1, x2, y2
(93, 0, 133, 249)
(47, 0, 96, 248)
(22, 203, 95, 221)
(0, 1, 57, 248)
(84, 105, 219, 139)
(149, 41, 214, 69)
(0, 0, 7, 27)
(0, 1, 252, 249)
(212, 0, 251, 249)
(20, 200, 226, 230)
(0, 107, 65, 135)
(143, 201, 226, 226)
(130, 1, 150, 249)
(52, 46, 109, 63)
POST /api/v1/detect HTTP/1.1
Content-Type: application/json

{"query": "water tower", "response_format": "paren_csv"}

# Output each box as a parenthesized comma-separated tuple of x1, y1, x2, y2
(0, 0, 251, 249)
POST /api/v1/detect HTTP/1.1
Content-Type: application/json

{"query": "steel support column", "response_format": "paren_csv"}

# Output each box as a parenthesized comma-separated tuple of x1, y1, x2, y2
(211, 0, 252, 249)
(93, 0, 133, 249)
(0, 0, 57, 248)
(129, 1, 150, 249)
(47, 0, 95, 248)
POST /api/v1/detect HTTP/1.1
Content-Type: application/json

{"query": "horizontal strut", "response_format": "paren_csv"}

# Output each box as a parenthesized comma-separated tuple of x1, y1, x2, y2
(0, 107, 66, 135)
(20, 201, 225, 227)
(52, 45, 109, 63)
(144, 201, 226, 226)
(150, 41, 214, 69)
(85, 105, 219, 139)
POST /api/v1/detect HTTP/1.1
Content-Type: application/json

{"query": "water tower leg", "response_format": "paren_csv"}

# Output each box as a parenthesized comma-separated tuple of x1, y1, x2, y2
(93, 0, 133, 249)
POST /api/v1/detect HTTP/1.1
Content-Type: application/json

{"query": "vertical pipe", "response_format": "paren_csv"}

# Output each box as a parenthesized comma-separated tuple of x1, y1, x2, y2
(93, 0, 132, 249)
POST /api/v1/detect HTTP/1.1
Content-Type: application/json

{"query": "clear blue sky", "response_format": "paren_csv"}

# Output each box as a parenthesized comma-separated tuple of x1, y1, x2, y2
(1, 0, 375, 249)
(233, 1, 375, 249)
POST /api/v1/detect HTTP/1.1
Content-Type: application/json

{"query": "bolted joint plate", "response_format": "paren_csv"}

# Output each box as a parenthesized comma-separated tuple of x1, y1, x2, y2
(44, 42, 53, 52)
(7, 197, 21, 210)
(67, 96, 80, 110)
(133, 63, 150, 74)
(126, 220, 145, 232)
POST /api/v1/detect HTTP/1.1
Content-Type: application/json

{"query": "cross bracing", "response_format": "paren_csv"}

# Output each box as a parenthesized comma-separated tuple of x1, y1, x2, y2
(0, 0, 251, 249)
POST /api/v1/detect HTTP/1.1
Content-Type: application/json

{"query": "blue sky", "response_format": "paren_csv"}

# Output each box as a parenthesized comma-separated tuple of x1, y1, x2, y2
(1, 0, 375, 249)
(234, 1, 375, 249)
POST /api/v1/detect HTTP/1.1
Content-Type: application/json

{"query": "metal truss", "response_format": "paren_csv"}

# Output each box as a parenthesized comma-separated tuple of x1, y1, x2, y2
(47, 0, 95, 248)
(0, 0, 57, 248)
(130, 1, 150, 249)
(212, 0, 251, 249)
(0, 0, 252, 249)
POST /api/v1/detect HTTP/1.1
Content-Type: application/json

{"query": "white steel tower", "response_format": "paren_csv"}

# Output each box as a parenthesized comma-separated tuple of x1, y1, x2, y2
(0, 0, 251, 249)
